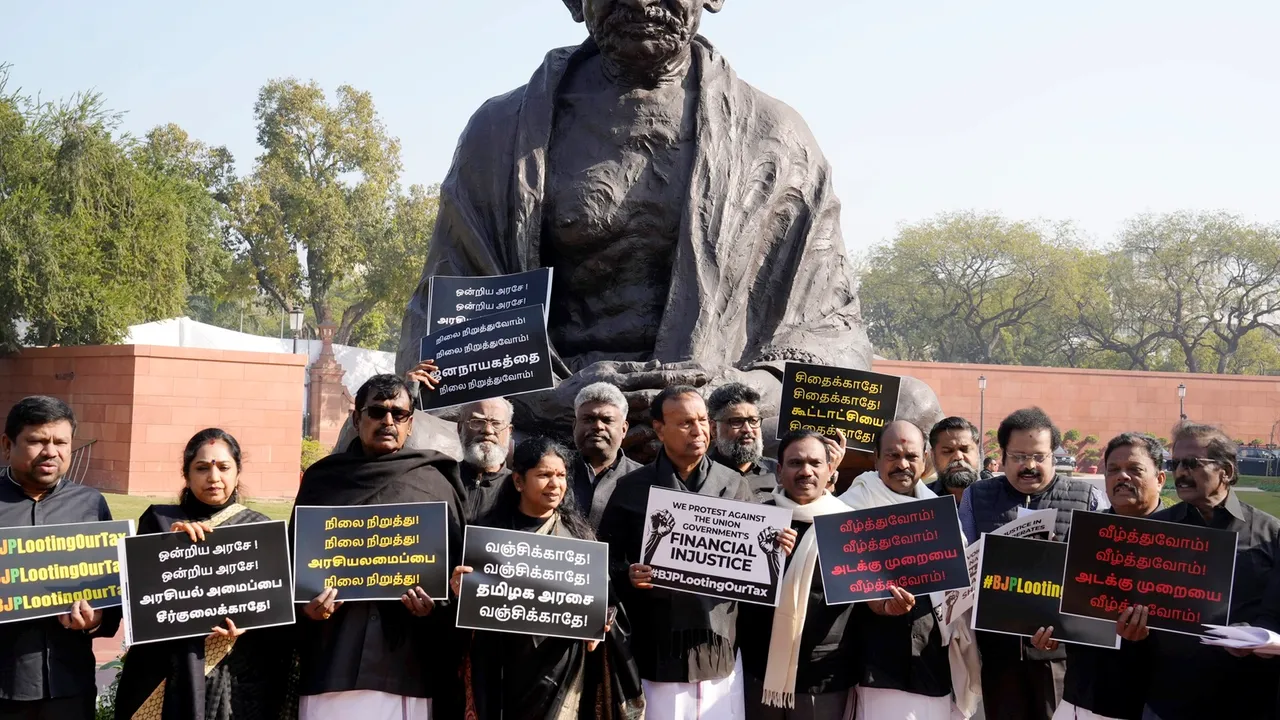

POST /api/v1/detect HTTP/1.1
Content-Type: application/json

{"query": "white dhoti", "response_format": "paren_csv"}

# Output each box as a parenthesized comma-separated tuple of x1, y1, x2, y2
(642, 653, 746, 720)
(299, 690, 432, 720)
(855, 686, 953, 720)
(1053, 701, 1127, 720)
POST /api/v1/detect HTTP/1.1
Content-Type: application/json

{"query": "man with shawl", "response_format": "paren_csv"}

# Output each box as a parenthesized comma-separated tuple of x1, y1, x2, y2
(393, 0, 942, 444)
(738, 430, 858, 719)
(289, 375, 465, 719)
(598, 386, 772, 719)
(839, 421, 980, 719)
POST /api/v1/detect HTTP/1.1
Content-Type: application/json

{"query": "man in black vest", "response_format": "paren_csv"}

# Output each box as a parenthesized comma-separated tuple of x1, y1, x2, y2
(956, 407, 1108, 720)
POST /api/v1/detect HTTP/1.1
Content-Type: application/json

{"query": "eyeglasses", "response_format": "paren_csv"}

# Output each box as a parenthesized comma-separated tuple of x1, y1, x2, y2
(721, 416, 762, 430)
(1006, 453, 1050, 465)
(465, 418, 510, 433)
(362, 406, 413, 424)
(1169, 457, 1220, 472)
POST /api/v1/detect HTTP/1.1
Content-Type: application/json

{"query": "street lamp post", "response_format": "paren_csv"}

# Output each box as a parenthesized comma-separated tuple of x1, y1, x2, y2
(289, 307, 305, 355)
(1177, 383, 1187, 421)
(978, 375, 987, 458)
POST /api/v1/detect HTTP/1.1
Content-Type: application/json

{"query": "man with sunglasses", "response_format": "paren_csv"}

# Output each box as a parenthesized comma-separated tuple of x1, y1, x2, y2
(956, 407, 1108, 720)
(455, 398, 515, 522)
(1138, 423, 1280, 720)
(292, 374, 465, 719)
(707, 383, 779, 501)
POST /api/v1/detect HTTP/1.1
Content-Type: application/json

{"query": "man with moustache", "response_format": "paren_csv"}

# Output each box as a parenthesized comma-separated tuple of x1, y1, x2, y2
(0, 397, 121, 720)
(571, 382, 641, 529)
(708, 383, 778, 500)
(599, 386, 781, 719)
(1139, 423, 1280, 720)
(925, 416, 982, 503)
(456, 398, 514, 522)
(956, 407, 1108, 720)
(981, 457, 998, 480)
(1031, 433, 1168, 720)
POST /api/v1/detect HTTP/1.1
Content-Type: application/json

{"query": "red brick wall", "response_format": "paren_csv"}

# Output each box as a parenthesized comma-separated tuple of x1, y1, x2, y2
(0, 345, 306, 498)
(874, 359, 1280, 448)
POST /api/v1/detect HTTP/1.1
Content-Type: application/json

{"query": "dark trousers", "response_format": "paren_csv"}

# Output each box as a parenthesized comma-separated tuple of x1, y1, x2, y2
(980, 657, 1065, 720)
(0, 695, 95, 720)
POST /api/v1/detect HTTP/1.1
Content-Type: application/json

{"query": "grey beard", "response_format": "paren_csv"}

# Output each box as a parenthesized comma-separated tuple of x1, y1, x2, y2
(715, 435, 762, 467)
(464, 440, 505, 471)
(939, 466, 979, 490)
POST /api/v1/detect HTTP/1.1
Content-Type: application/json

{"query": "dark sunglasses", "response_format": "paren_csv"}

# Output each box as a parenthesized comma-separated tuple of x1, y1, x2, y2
(1168, 457, 1219, 472)
(362, 406, 413, 424)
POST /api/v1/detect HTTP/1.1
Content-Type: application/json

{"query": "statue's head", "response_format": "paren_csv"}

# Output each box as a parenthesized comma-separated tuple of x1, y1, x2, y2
(562, 0, 726, 74)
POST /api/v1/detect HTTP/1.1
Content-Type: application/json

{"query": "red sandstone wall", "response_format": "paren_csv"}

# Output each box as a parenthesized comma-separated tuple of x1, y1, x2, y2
(0, 345, 306, 498)
(874, 359, 1280, 448)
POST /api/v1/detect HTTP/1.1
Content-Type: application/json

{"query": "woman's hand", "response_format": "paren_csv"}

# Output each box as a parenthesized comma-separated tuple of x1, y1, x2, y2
(628, 564, 654, 590)
(450, 566, 473, 597)
(406, 360, 441, 392)
(303, 588, 342, 621)
(401, 586, 436, 617)
(210, 618, 246, 639)
(870, 586, 916, 617)
(170, 521, 214, 543)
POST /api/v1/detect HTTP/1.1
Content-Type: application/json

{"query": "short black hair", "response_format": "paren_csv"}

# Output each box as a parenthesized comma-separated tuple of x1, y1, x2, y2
(354, 374, 412, 412)
(1171, 422, 1238, 484)
(983, 456, 996, 469)
(4, 396, 76, 440)
(650, 385, 701, 423)
(706, 383, 762, 421)
(997, 407, 1061, 456)
(777, 429, 832, 465)
(875, 421, 927, 455)
(1103, 432, 1164, 470)
(929, 416, 980, 448)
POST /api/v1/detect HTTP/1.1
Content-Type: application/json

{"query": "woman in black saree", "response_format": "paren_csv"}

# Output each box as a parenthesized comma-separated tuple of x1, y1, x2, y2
(451, 436, 645, 720)
(114, 428, 291, 720)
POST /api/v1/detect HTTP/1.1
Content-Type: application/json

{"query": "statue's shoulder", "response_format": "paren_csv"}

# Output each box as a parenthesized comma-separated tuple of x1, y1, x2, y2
(456, 44, 581, 146)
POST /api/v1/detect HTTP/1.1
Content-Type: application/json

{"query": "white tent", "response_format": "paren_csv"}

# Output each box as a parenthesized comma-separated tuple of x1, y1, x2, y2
(124, 317, 395, 396)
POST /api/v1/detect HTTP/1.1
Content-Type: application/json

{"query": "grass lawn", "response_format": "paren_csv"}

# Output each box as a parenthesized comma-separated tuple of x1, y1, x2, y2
(103, 493, 294, 524)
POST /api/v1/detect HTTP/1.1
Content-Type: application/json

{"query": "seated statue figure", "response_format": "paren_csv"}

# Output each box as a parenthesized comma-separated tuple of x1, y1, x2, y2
(395, 0, 941, 456)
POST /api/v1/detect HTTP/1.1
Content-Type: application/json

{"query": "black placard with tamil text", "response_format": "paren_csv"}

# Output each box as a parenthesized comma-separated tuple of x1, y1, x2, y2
(456, 526, 608, 641)
(119, 521, 294, 645)
(778, 362, 900, 452)
(972, 533, 1118, 649)
(293, 502, 449, 602)
(813, 495, 968, 604)
(418, 304, 555, 411)
(426, 268, 553, 335)
(1060, 510, 1237, 636)
(0, 520, 133, 624)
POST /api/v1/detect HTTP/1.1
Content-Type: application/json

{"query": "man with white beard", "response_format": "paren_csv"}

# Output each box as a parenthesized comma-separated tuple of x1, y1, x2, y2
(707, 383, 778, 500)
(457, 398, 514, 522)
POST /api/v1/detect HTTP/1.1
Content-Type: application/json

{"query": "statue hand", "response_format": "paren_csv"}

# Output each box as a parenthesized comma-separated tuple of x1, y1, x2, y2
(555, 360, 712, 426)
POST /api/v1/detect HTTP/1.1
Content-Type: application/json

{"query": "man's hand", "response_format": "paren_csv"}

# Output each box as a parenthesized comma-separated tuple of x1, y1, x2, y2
(1031, 626, 1060, 652)
(450, 566, 473, 597)
(823, 432, 848, 473)
(401, 586, 435, 617)
(775, 527, 798, 556)
(170, 521, 213, 543)
(629, 563, 654, 590)
(58, 600, 102, 632)
(210, 618, 246, 639)
(406, 360, 441, 392)
(871, 586, 916, 617)
(1116, 604, 1150, 642)
(303, 588, 343, 621)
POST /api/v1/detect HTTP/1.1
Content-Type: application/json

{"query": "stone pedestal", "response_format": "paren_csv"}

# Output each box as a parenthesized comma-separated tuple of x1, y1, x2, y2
(307, 324, 350, 451)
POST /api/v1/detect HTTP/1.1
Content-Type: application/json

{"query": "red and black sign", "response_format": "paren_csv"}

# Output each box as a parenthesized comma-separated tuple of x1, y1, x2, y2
(1060, 510, 1237, 636)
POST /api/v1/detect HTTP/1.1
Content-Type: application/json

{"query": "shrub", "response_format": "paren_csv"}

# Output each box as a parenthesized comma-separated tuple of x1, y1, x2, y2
(301, 437, 327, 471)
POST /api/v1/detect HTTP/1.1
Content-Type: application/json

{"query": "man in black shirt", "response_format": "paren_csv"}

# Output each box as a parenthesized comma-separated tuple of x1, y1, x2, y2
(570, 382, 641, 529)
(707, 383, 778, 500)
(0, 396, 121, 720)
(455, 398, 513, 522)
(924, 416, 981, 503)
(1141, 423, 1280, 720)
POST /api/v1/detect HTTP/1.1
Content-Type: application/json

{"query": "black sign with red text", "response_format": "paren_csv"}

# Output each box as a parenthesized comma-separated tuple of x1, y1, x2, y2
(1060, 510, 1237, 636)
(813, 496, 969, 604)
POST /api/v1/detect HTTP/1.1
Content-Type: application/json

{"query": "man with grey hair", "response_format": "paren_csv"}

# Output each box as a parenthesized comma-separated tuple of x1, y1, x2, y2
(707, 383, 777, 500)
(571, 382, 641, 529)
(457, 397, 514, 522)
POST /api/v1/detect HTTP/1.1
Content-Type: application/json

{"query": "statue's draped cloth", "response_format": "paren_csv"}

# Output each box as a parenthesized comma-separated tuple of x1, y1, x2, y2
(397, 38, 872, 382)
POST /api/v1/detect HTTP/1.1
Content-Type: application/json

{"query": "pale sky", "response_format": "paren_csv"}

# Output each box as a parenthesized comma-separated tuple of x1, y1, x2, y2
(7, 0, 1279, 254)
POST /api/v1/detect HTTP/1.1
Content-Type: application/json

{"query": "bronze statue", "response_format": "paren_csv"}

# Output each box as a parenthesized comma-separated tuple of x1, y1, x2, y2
(395, 0, 941, 456)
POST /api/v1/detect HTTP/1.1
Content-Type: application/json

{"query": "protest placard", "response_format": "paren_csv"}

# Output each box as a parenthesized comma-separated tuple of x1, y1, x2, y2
(456, 526, 608, 641)
(972, 534, 1118, 649)
(777, 362, 900, 452)
(814, 496, 968, 605)
(293, 502, 449, 602)
(939, 509, 1059, 622)
(639, 487, 792, 606)
(0, 520, 133, 624)
(426, 268, 553, 335)
(119, 521, 294, 645)
(418, 304, 555, 411)
(1060, 510, 1236, 636)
